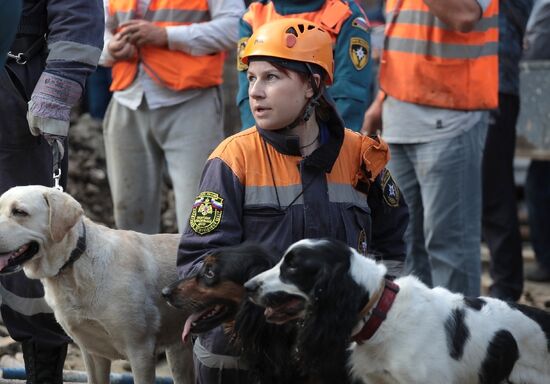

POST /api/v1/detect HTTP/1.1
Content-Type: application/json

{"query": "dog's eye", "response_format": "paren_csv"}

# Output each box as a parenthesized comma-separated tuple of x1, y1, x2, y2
(284, 260, 297, 274)
(11, 208, 28, 217)
(203, 268, 215, 280)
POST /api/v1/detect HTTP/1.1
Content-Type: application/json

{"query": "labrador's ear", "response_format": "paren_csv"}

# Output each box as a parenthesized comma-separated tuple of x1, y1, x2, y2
(43, 190, 83, 243)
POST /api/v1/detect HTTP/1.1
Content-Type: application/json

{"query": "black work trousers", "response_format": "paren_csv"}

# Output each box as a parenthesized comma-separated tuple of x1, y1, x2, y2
(482, 92, 523, 301)
(0, 59, 70, 348)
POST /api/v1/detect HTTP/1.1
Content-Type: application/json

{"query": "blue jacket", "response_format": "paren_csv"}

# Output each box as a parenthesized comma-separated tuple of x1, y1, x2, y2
(499, 0, 534, 95)
(524, 0, 550, 59)
(16, 0, 104, 90)
(236, 0, 373, 132)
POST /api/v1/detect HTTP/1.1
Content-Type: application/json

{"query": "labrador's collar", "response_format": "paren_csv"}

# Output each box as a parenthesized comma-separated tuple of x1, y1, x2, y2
(57, 221, 87, 274)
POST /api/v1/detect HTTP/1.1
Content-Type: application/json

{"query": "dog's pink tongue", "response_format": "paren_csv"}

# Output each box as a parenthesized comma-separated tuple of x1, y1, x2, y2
(264, 307, 275, 318)
(0, 254, 13, 271)
(182, 312, 202, 343)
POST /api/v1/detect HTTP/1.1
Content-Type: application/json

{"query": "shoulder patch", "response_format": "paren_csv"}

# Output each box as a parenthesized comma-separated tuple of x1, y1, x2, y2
(237, 37, 249, 72)
(189, 191, 224, 235)
(381, 170, 400, 208)
(349, 37, 369, 70)
(352, 17, 370, 32)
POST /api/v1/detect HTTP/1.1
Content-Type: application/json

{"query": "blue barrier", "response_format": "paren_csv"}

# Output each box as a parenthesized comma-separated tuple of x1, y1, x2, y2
(0, 368, 174, 384)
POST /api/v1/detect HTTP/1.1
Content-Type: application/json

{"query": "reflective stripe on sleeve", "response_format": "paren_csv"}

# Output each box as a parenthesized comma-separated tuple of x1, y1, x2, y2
(0, 284, 54, 316)
(47, 40, 102, 67)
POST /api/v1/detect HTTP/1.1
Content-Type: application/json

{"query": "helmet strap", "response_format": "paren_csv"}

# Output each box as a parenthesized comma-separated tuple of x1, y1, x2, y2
(281, 64, 323, 131)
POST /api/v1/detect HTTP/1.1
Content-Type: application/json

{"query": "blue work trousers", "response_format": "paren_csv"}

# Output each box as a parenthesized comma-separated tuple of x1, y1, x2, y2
(387, 122, 487, 297)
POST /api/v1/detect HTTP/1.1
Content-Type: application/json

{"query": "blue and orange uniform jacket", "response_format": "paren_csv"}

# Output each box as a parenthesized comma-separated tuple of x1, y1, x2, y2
(177, 103, 408, 280)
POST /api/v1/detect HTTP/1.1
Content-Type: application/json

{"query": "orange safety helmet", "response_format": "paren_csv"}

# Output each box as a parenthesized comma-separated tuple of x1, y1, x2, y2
(241, 18, 334, 84)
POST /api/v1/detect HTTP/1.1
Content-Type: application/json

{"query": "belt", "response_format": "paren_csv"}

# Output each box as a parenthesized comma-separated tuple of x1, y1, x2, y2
(7, 35, 46, 65)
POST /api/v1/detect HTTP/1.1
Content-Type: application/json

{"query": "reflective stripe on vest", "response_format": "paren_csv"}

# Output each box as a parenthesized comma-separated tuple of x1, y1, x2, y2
(380, 0, 499, 110)
(242, 0, 353, 42)
(108, 0, 224, 92)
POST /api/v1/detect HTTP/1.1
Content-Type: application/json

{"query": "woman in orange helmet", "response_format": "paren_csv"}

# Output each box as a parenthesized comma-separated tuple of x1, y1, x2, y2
(176, 18, 408, 383)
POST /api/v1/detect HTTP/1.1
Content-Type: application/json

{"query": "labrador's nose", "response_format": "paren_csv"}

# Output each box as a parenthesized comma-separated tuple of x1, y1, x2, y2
(161, 286, 172, 299)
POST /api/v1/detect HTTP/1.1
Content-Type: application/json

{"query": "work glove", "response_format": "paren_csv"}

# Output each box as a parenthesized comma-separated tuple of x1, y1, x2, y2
(27, 72, 82, 159)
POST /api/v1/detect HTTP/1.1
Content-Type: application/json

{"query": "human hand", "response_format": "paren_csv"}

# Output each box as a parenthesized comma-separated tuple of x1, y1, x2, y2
(27, 73, 81, 158)
(119, 19, 168, 47)
(108, 32, 137, 60)
(360, 92, 385, 136)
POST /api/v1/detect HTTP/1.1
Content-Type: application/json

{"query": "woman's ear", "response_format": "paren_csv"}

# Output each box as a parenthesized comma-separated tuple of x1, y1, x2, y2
(305, 74, 321, 99)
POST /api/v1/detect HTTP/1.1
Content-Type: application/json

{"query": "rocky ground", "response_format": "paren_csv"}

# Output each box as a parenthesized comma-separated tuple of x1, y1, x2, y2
(0, 112, 548, 382)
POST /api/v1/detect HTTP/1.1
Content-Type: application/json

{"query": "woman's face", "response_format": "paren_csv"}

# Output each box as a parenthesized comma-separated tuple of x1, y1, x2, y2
(247, 61, 313, 131)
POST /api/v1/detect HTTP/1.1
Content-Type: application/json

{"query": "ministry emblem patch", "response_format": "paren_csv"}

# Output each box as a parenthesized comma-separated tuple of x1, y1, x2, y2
(381, 170, 400, 208)
(189, 191, 224, 235)
(237, 37, 249, 72)
(349, 37, 369, 70)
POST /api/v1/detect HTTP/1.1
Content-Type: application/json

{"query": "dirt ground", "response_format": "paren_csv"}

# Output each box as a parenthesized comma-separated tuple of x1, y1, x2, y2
(0, 112, 548, 380)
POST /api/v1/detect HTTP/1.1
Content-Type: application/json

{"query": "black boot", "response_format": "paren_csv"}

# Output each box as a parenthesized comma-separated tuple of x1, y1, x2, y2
(21, 341, 68, 384)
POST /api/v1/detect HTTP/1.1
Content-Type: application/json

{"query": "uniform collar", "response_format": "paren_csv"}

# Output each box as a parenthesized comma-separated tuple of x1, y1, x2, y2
(272, 0, 326, 14)
(257, 111, 344, 173)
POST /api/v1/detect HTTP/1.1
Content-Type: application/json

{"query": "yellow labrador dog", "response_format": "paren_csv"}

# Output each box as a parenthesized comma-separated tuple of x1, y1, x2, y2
(0, 186, 193, 384)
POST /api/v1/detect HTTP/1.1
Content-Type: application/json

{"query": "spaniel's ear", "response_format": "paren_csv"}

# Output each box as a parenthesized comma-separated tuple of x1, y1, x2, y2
(43, 190, 83, 242)
(233, 299, 274, 354)
(298, 264, 361, 381)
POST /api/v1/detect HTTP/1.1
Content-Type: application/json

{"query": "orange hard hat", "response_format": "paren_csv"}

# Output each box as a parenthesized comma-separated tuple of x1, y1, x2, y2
(241, 18, 334, 84)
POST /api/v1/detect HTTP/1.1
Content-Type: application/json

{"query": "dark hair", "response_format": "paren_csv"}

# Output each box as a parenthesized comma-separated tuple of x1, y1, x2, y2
(268, 61, 309, 82)
(249, 56, 327, 83)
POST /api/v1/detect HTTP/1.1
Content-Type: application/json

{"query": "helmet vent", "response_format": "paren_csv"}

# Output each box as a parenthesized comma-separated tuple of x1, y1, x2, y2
(297, 24, 305, 33)
(307, 25, 316, 30)
(285, 27, 298, 37)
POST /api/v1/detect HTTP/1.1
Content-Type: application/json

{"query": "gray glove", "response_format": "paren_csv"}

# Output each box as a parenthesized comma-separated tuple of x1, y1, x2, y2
(27, 72, 82, 158)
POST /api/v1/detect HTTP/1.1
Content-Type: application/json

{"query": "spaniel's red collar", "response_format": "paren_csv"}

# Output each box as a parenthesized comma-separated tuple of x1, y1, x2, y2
(352, 279, 400, 344)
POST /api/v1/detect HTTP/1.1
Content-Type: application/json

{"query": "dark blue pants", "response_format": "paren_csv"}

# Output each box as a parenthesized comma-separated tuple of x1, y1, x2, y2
(525, 160, 550, 271)
(84, 66, 112, 120)
(482, 93, 523, 301)
(0, 60, 70, 347)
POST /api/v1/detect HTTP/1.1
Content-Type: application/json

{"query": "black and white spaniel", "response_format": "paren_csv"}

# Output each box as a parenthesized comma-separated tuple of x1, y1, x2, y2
(245, 238, 550, 384)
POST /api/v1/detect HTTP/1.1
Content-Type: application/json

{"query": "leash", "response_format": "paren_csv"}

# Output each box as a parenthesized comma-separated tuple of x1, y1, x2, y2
(7, 34, 46, 65)
(352, 279, 400, 344)
(50, 137, 64, 191)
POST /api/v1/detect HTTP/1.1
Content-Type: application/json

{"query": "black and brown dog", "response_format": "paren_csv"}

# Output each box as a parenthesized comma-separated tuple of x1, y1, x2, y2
(162, 243, 305, 384)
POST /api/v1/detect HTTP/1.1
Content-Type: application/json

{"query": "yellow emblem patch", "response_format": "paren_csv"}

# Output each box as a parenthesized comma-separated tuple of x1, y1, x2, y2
(237, 37, 249, 72)
(381, 170, 400, 208)
(349, 37, 369, 70)
(189, 191, 224, 235)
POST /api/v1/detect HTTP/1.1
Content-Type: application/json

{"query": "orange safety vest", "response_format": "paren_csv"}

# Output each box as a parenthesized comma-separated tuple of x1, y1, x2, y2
(379, 0, 499, 110)
(108, 0, 224, 92)
(242, 0, 353, 42)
